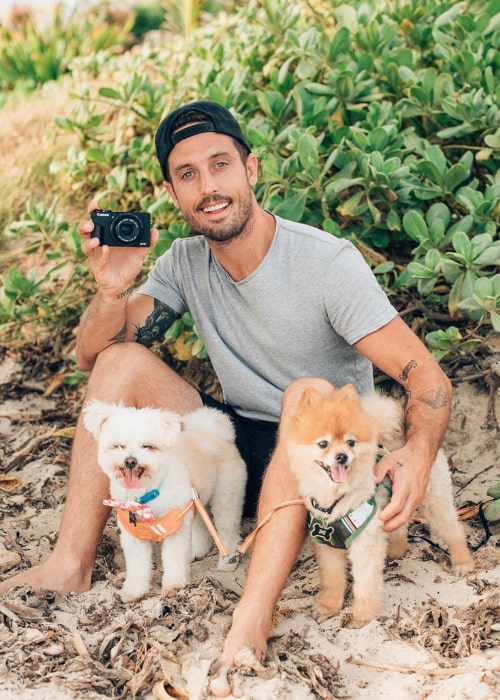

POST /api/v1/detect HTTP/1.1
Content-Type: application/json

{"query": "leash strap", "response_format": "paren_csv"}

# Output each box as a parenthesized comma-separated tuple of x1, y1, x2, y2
(237, 499, 305, 555)
(191, 488, 230, 558)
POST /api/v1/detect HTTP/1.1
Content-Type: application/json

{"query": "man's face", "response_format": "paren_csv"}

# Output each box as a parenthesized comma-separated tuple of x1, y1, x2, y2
(164, 132, 258, 244)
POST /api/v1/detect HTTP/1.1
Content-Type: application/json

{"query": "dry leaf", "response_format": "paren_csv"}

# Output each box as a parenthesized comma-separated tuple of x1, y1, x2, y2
(0, 475, 22, 492)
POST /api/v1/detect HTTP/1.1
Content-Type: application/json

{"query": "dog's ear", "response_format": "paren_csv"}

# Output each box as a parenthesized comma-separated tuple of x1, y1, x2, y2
(337, 384, 362, 406)
(161, 412, 183, 447)
(82, 399, 116, 438)
(297, 387, 326, 411)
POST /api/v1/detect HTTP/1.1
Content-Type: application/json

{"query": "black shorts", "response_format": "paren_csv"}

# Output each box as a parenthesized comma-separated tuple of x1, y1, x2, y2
(200, 392, 278, 517)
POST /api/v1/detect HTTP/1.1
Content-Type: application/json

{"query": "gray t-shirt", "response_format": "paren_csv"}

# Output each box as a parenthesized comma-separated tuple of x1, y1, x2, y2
(140, 216, 397, 421)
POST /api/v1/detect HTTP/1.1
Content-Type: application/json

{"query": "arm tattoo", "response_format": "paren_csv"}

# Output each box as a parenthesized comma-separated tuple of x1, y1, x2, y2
(110, 322, 127, 343)
(416, 387, 448, 410)
(399, 360, 417, 382)
(403, 403, 415, 433)
(116, 286, 133, 300)
(134, 298, 179, 346)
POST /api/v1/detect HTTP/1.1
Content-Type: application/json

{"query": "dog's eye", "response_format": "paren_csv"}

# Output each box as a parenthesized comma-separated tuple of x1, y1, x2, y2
(113, 444, 125, 450)
(317, 440, 329, 450)
(346, 438, 356, 448)
(141, 444, 155, 450)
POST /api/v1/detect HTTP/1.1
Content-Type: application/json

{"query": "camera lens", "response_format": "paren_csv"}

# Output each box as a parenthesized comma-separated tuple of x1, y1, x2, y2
(111, 215, 141, 244)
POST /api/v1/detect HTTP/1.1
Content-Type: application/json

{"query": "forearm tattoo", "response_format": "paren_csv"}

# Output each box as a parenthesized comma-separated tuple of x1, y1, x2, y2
(416, 387, 449, 410)
(110, 322, 127, 343)
(133, 298, 179, 346)
(399, 360, 417, 383)
(400, 358, 449, 432)
(116, 286, 133, 300)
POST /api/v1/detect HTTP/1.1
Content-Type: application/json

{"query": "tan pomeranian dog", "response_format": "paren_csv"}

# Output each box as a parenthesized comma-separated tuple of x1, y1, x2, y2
(284, 384, 474, 628)
(83, 400, 246, 602)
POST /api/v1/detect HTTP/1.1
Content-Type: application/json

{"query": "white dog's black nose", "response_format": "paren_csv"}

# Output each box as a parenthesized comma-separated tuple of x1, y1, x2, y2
(124, 457, 138, 469)
(336, 453, 348, 465)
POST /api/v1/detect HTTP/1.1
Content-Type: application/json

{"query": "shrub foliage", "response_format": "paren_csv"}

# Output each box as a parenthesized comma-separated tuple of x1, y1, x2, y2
(1, 0, 499, 361)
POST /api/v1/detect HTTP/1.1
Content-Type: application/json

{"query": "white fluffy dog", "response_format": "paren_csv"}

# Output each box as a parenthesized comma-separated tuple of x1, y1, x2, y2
(83, 400, 247, 601)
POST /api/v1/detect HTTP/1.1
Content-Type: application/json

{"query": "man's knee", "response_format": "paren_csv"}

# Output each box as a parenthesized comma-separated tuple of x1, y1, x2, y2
(93, 342, 154, 374)
(86, 342, 165, 399)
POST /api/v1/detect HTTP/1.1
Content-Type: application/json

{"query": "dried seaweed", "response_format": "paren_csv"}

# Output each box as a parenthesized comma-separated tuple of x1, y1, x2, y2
(391, 594, 500, 661)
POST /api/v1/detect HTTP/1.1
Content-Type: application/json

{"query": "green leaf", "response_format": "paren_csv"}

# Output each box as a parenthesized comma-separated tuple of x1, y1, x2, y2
(329, 26, 350, 59)
(272, 190, 308, 221)
(443, 163, 468, 192)
(403, 210, 428, 243)
(452, 231, 472, 260)
(484, 500, 500, 523)
(297, 133, 319, 171)
(98, 87, 122, 100)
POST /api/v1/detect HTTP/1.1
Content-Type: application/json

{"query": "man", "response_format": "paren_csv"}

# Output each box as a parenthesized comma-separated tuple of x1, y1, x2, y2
(0, 102, 451, 697)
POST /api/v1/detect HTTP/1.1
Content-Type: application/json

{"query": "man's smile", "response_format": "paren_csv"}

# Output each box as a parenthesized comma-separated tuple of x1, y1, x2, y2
(201, 201, 229, 214)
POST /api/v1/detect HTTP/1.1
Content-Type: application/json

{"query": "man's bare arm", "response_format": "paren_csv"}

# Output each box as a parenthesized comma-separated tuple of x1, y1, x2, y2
(76, 292, 179, 371)
(355, 315, 452, 530)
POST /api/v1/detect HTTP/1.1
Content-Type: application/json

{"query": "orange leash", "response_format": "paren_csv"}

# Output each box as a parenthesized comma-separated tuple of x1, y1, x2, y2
(191, 488, 230, 558)
(237, 499, 305, 555)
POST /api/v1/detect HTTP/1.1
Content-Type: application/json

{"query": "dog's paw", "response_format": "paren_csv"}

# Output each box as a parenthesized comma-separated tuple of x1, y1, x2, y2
(217, 553, 240, 572)
(313, 589, 344, 623)
(345, 613, 374, 629)
(160, 583, 185, 598)
(120, 587, 147, 603)
(451, 559, 475, 576)
(312, 601, 340, 624)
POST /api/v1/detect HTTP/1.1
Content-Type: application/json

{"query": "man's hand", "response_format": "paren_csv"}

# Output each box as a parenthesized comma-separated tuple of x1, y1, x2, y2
(78, 203, 159, 297)
(374, 447, 430, 531)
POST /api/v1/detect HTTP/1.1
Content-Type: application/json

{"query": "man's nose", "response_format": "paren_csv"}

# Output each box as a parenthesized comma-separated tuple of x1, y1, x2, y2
(198, 169, 218, 194)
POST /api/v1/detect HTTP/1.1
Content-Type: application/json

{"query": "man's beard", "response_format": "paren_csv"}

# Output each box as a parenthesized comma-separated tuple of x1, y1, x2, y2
(184, 188, 254, 244)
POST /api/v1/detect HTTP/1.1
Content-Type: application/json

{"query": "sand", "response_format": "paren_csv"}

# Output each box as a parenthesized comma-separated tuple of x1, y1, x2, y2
(0, 365, 499, 699)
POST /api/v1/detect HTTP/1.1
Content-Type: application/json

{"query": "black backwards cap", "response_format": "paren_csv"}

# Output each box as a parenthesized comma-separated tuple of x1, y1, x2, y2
(155, 101, 251, 180)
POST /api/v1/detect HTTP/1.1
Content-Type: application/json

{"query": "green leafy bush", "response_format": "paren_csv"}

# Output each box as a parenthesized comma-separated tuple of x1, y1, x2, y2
(0, 2, 136, 95)
(1, 0, 499, 359)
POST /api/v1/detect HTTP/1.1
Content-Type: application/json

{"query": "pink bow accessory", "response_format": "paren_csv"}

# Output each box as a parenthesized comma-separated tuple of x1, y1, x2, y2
(103, 498, 155, 522)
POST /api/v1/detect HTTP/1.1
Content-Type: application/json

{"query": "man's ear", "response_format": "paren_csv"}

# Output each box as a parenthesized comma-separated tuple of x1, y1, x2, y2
(246, 153, 259, 187)
(163, 180, 179, 208)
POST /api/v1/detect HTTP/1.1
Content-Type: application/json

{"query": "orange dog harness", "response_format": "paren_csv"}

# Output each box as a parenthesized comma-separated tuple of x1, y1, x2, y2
(104, 488, 232, 558)
(115, 500, 195, 542)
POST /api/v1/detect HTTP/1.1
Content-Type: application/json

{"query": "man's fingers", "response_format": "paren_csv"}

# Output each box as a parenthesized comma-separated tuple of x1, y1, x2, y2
(379, 489, 418, 532)
(80, 236, 102, 257)
(150, 227, 160, 247)
(78, 218, 94, 239)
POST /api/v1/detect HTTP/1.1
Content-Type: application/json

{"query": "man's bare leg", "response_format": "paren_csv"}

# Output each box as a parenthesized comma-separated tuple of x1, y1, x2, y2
(0, 343, 202, 594)
(210, 377, 336, 697)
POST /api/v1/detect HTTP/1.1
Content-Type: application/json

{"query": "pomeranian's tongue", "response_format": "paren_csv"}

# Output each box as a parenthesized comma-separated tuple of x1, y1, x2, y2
(124, 469, 142, 489)
(331, 464, 347, 483)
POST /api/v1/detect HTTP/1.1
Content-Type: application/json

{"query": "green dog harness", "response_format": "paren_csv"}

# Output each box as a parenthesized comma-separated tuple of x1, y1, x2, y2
(307, 454, 392, 550)
(307, 496, 377, 549)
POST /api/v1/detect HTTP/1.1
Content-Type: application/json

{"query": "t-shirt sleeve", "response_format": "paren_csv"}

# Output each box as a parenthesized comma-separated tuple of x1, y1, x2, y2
(138, 245, 186, 315)
(324, 243, 398, 345)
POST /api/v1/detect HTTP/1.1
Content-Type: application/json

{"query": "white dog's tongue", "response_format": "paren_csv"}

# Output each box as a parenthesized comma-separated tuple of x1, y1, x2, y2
(124, 470, 141, 489)
(331, 464, 347, 483)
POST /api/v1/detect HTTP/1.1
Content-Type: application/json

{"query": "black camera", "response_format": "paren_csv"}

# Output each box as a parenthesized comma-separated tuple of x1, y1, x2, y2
(90, 209, 151, 247)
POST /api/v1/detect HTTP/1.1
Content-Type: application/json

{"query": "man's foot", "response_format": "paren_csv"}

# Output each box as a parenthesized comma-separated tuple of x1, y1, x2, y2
(209, 601, 271, 698)
(0, 559, 92, 595)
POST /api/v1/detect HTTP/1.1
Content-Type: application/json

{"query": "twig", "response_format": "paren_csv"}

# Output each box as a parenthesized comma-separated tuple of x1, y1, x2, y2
(3, 428, 60, 471)
(347, 656, 497, 677)
(72, 631, 91, 659)
(451, 371, 489, 384)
